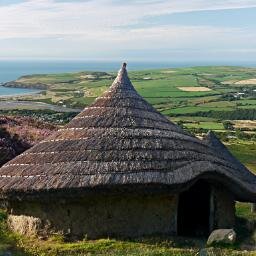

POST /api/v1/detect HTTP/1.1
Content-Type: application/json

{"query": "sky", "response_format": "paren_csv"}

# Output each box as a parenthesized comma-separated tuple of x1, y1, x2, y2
(0, 0, 256, 62)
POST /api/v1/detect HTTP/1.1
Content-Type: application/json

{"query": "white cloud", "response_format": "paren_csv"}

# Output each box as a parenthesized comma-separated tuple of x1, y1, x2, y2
(0, 0, 255, 59)
(0, 0, 256, 39)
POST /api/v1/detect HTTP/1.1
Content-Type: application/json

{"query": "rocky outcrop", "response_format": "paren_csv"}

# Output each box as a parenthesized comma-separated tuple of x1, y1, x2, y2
(207, 229, 236, 246)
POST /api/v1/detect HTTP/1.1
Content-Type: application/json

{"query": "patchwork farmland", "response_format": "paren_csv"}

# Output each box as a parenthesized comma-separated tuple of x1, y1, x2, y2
(0, 65, 256, 255)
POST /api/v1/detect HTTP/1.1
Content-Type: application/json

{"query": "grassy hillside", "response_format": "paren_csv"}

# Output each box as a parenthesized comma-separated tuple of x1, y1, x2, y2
(0, 66, 255, 255)
(2, 66, 255, 111)
(2, 66, 255, 118)
(3, 66, 256, 130)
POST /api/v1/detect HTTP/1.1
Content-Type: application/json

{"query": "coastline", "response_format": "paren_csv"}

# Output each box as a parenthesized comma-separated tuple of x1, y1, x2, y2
(0, 100, 81, 113)
(0, 90, 43, 98)
(0, 86, 43, 98)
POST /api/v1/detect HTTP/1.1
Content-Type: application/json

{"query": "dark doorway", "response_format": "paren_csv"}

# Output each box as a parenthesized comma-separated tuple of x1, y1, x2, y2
(177, 180, 211, 237)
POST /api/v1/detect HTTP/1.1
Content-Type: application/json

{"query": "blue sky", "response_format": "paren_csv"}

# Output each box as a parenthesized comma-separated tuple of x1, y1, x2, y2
(0, 0, 256, 61)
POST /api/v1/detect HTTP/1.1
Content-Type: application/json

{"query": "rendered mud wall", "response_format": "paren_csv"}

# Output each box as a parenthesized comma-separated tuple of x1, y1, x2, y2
(7, 193, 178, 239)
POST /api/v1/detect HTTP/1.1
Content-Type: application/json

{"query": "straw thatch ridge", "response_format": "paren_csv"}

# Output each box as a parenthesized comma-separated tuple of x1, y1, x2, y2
(0, 63, 255, 202)
(203, 131, 248, 172)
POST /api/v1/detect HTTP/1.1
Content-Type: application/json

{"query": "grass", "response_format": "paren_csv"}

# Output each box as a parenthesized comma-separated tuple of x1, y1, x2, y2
(226, 141, 256, 173)
(236, 203, 256, 221)
(14, 237, 199, 256)
(235, 203, 256, 253)
(183, 121, 224, 130)
(0, 210, 20, 254)
(162, 106, 231, 115)
(3, 66, 255, 123)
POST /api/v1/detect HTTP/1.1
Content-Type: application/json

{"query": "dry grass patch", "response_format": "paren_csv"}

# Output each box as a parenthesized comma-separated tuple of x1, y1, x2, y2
(235, 79, 256, 85)
(221, 80, 237, 85)
(80, 75, 97, 79)
(178, 87, 212, 92)
(161, 70, 177, 74)
(233, 120, 256, 130)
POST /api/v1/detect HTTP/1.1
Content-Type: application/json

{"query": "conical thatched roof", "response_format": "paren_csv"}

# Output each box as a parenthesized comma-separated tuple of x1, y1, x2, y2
(0, 64, 255, 202)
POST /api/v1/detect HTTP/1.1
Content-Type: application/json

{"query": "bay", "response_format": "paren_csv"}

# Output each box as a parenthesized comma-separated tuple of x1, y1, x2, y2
(0, 86, 41, 97)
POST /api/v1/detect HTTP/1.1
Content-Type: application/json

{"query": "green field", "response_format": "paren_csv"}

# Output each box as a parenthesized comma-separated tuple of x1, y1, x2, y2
(0, 66, 255, 255)
(3, 66, 256, 134)
(3, 66, 255, 112)
(227, 141, 256, 173)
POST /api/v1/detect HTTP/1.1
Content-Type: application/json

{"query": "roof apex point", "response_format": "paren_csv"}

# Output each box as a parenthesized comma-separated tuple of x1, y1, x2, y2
(114, 62, 131, 86)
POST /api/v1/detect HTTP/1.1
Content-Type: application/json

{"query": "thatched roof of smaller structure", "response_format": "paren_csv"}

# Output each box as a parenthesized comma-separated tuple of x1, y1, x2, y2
(203, 131, 247, 172)
(0, 63, 255, 202)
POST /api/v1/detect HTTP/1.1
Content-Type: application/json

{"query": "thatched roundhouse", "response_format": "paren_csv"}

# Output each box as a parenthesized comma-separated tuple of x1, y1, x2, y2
(0, 64, 255, 239)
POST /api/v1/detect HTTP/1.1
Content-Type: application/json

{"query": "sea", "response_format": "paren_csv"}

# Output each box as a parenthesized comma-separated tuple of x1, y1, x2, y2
(0, 60, 256, 97)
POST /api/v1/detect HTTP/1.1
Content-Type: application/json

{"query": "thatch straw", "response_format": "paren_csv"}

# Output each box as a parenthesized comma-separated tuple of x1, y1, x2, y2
(0, 63, 255, 202)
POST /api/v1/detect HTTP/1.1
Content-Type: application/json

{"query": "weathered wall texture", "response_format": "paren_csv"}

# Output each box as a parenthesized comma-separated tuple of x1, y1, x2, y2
(7, 194, 178, 239)
(212, 185, 235, 230)
(6, 183, 236, 239)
